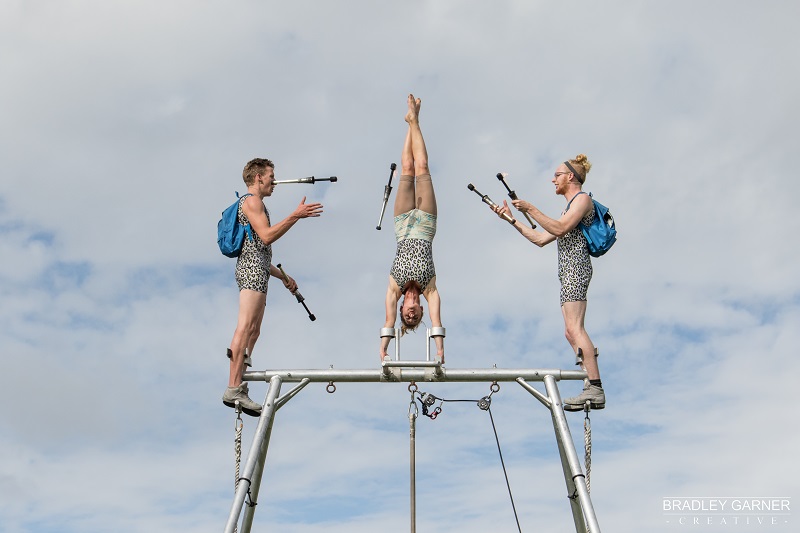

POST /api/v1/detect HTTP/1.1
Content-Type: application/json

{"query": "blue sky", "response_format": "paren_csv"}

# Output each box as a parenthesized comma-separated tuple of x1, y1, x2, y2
(1, 1, 798, 532)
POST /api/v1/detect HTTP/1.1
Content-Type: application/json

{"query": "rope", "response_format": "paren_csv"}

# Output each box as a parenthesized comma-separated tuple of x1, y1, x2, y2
(234, 409, 243, 533)
(488, 407, 522, 533)
(583, 407, 592, 493)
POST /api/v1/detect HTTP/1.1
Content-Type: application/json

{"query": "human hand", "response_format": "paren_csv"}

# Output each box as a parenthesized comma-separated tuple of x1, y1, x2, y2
(493, 200, 513, 218)
(294, 197, 323, 219)
(492, 200, 516, 225)
(282, 274, 298, 293)
(511, 199, 532, 213)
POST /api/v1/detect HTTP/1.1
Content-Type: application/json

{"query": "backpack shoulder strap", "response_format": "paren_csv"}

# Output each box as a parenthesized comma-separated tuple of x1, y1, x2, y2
(565, 191, 588, 212)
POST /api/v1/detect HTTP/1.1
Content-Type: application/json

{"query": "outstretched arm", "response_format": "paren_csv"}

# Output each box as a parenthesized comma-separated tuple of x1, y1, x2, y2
(495, 200, 556, 247)
(512, 194, 591, 238)
(381, 277, 400, 359)
(244, 195, 323, 246)
(424, 277, 444, 358)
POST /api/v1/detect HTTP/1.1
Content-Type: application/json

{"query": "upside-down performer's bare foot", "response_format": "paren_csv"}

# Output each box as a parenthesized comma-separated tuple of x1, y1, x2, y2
(404, 93, 421, 124)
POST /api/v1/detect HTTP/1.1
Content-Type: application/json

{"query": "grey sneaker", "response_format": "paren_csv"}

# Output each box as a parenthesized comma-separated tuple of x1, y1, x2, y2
(222, 383, 262, 417)
(563, 384, 605, 411)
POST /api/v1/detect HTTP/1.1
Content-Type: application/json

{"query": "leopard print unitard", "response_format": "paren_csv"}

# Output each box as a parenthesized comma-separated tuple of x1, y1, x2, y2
(557, 194, 595, 305)
(235, 196, 272, 294)
(390, 208, 436, 291)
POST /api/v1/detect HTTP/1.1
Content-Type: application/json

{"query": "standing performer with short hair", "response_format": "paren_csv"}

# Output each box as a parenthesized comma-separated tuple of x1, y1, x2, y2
(381, 94, 444, 362)
(224, 158, 323, 416)
(495, 155, 605, 410)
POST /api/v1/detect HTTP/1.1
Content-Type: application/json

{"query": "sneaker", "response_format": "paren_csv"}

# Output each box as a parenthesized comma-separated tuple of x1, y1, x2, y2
(563, 384, 605, 411)
(222, 383, 262, 417)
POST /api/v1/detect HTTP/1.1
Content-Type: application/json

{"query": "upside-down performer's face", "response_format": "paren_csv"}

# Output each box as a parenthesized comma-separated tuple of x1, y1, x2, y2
(401, 300, 423, 328)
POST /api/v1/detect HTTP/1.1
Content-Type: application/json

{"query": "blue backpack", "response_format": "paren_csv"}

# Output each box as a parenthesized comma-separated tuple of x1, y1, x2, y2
(217, 192, 253, 258)
(566, 191, 617, 257)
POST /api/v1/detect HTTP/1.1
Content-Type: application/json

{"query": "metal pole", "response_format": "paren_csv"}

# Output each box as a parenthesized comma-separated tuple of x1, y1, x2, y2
(543, 375, 601, 533)
(243, 367, 587, 384)
(409, 396, 418, 533)
(224, 375, 283, 533)
(240, 379, 309, 532)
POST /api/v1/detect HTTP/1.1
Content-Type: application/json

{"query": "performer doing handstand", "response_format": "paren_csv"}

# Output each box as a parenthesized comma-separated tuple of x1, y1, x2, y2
(380, 94, 444, 362)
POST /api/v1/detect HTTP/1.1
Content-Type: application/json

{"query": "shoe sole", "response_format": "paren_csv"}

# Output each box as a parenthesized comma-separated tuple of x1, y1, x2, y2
(563, 401, 605, 412)
(223, 399, 262, 417)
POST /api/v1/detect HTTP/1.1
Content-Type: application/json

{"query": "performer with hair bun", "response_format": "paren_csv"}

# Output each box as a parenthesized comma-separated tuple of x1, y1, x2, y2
(494, 155, 605, 410)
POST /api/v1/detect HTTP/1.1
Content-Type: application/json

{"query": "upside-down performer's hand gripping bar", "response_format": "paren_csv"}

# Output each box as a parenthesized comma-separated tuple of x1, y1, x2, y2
(376, 163, 397, 230)
(276, 263, 316, 321)
(467, 183, 516, 224)
(496, 172, 537, 229)
(273, 176, 338, 184)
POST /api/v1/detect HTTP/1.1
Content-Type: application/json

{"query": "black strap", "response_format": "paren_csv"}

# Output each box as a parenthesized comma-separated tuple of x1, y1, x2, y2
(564, 191, 588, 212)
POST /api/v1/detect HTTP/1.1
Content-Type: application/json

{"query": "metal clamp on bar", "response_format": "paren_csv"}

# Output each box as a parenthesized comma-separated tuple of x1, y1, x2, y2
(426, 326, 446, 367)
(380, 327, 400, 363)
(429, 326, 446, 338)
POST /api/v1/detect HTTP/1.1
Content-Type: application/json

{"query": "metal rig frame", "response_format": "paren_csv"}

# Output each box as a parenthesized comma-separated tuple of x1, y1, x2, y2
(224, 338, 602, 532)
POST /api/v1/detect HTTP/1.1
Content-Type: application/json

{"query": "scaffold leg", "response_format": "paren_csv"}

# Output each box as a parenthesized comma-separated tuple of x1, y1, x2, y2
(224, 375, 283, 533)
(239, 379, 310, 532)
(543, 375, 601, 533)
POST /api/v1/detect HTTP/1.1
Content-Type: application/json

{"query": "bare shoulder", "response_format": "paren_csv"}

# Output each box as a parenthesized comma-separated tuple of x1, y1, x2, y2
(242, 194, 263, 210)
(387, 275, 401, 294)
(575, 192, 593, 212)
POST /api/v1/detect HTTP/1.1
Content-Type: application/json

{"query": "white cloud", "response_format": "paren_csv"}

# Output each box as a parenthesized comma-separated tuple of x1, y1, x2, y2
(1, 1, 798, 532)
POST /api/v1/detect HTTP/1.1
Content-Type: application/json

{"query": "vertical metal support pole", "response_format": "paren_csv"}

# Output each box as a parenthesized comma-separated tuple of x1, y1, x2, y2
(426, 328, 431, 362)
(240, 379, 309, 532)
(543, 375, 601, 533)
(395, 329, 400, 360)
(409, 395, 418, 533)
(224, 376, 283, 533)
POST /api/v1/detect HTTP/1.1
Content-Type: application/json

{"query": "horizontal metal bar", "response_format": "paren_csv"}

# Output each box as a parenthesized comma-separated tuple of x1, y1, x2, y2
(243, 368, 587, 383)
(382, 361, 442, 368)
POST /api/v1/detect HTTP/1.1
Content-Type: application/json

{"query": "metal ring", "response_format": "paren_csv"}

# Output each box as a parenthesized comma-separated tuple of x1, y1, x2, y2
(490, 381, 500, 393)
(326, 381, 336, 393)
(408, 382, 418, 393)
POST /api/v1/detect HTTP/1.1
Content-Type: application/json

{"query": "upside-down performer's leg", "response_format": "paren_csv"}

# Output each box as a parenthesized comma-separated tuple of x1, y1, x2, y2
(395, 123, 416, 217)
(405, 94, 437, 216)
